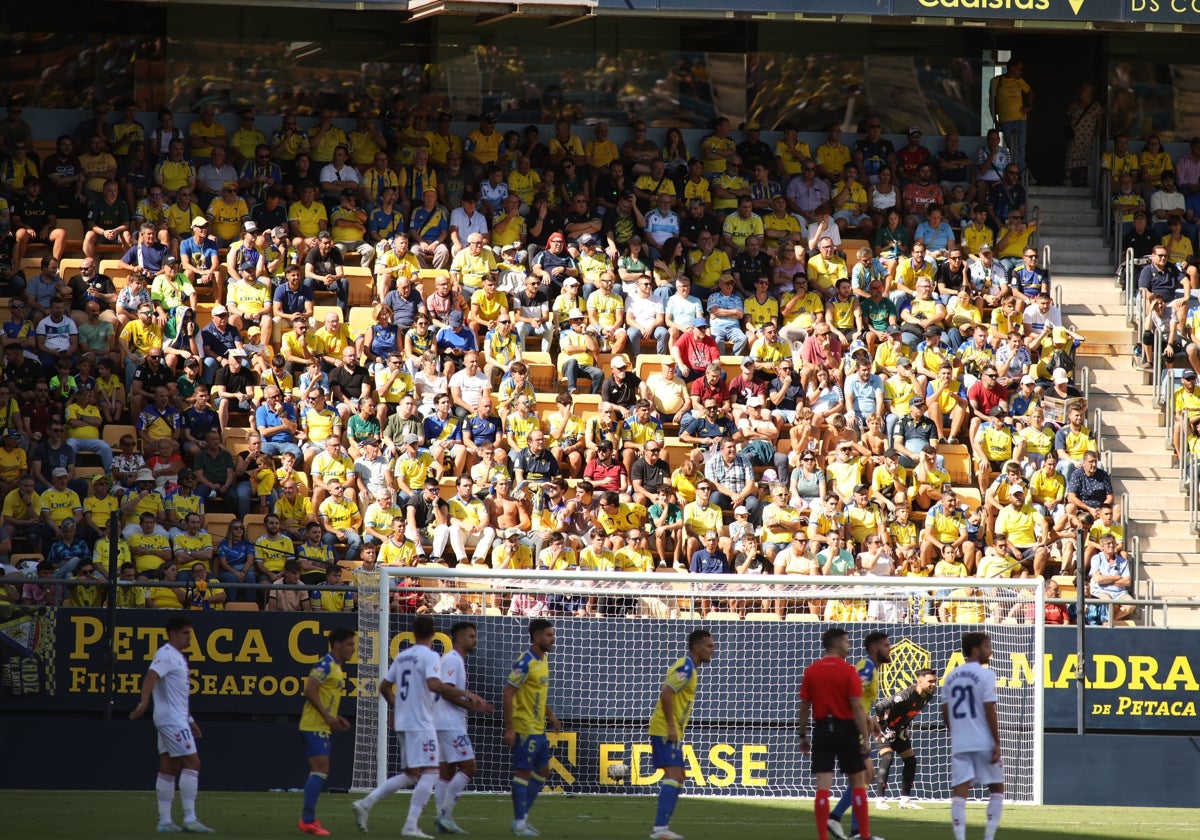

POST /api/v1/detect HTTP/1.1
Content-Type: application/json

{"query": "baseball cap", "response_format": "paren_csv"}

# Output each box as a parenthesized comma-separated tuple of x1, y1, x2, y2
(185, 357, 200, 368)
(448, 310, 464, 326)
(422, 187, 437, 196)
(909, 395, 925, 406)
(243, 221, 258, 233)
(51, 467, 69, 478)
(246, 325, 261, 336)
(734, 505, 749, 515)
(741, 358, 755, 368)
(211, 304, 228, 316)
(92, 473, 110, 483)
(908, 126, 921, 135)
(925, 325, 943, 336)
(577, 233, 596, 246)
(1010, 485, 1027, 496)
(341, 188, 357, 198)
(162, 256, 179, 267)
(1053, 367, 1070, 384)
(978, 243, 993, 253)
(402, 433, 419, 445)
(688, 197, 705, 207)
(562, 277, 580, 287)
(4, 428, 19, 439)
(744, 120, 761, 131)
(692, 317, 708, 328)
(222, 181, 238, 190)
(1020, 374, 1036, 385)
(1185, 370, 1198, 381)
(611, 356, 628, 369)
(272, 225, 288, 238)
(989, 406, 1007, 417)
(227, 348, 247, 358)
(896, 356, 913, 367)
(504, 527, 522, 540)
(191, 216, 209, 228)
(746, 395, 764, 407)
(568, 308, 586, 320)
(136, 469, 155, 483)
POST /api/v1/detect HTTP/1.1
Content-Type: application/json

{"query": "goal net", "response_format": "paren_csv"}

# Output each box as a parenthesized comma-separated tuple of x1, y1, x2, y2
(352, 568, 1044, 804)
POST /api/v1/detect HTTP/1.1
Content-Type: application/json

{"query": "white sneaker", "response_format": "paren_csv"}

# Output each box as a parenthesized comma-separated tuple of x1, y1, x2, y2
(403, 826, 434, 839)
(650, 829, 685, 840)
(182, 821, 215, 834)
(511, 821, 540, 838)
(875, 799, 892, 810)
(826, 817, 848, 840)
(157, 824, 182, 833)
(351, 800, 371, 833)
(898, 797, 923, 810)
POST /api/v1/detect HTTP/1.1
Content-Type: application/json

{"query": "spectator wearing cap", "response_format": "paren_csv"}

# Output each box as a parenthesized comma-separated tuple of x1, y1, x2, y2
(198, 303, 243, 383)
(179, 215, 220, 293)
(891, 395, 938, 469)
(327, 188, 374, 268)
(435, 310, 477, 377)
(557, 308, 603, 394)
(672, 317, 721, 384)
(447, 189, 488, 256)
(149, 255, 197, 326)
(601, 188, 645, 263)
(212, 348, 258, 430)
(205, 176, 251, 248)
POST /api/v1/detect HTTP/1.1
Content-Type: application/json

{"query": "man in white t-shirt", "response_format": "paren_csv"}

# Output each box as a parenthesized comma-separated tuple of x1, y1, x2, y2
(130, 615, 214, 834)
(626, 277, 669, 357)
(942, 631, 1005, 840)
(353, 616, 474, 838)
(434, 621, 495, 834)
(36, 297, 80, 365)
(449, 351, 491, 420)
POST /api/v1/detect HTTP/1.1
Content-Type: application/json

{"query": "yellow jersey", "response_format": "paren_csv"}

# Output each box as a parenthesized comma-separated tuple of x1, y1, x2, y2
(649, 654, 701, 737)
(255, 534, 296, 573)
(507, 648, 551, 735)
(299, 653, 346, 733)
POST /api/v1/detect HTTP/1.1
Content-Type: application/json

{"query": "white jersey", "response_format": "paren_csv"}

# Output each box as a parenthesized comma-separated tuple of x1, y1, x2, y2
(148, 642, 191, 729)
(387, 644, 442, 732)
(943, 660, 998, 754)
(435, 649, 469, 731)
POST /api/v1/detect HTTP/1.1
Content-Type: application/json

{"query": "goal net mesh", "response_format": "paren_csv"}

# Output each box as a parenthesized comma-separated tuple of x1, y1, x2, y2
(353, 569, 1043, 803)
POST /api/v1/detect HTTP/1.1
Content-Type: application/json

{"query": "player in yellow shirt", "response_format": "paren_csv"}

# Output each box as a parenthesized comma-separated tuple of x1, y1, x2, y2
(298, 625, 356, 835)
(503, 619, 561, 834)
(647, 629, 715, 839)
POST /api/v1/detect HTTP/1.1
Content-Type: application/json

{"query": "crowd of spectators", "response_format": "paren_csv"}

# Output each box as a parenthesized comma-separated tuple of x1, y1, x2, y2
(0, 99, 1133, 622)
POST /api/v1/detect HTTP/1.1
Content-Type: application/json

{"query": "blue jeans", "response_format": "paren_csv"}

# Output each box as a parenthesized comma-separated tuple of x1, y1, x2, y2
(515, 321, 555, 353)
(710, 490, 762, 526)
(711, 322, 748, 355)
(562, 359, 603, 393)
(626, 324, 669, 357)
(322, 529, 362, 561)
(998, 120, 1027, 171)
(217, 568, 258, 601)
(262, 440, 303, 461)
(66, 438, 113, 471)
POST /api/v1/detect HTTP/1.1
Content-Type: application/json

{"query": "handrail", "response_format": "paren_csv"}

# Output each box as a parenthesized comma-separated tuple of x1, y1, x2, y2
(1103, 448, 1112, 474)
(1103, 174, 1113, 247)
(1054, 282, 1063, 311)
(1093, 406, 1105, 455)
(1122, 247, 1135, 322)
(1190, 448, 1198, 536)
(1081, 365, 1091, 406)
(1153, 328, 1165, 407)
(1042, 242, 1052, 273)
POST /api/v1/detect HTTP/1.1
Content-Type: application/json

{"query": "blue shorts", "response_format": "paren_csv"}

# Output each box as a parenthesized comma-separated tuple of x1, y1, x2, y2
(512, 733, 551, 771)
(651, 735, 684, 770)
(302, 730, 331, 758)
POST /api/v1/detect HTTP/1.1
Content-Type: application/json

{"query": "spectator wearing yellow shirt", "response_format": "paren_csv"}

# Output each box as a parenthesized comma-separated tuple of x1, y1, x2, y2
(585, 122, 620, 173)
(1101, 133, 1140, 187)
(711, 156, 750, 215)
(319, 479, 363, 561)
(806, 236, 849, 299)
(830, 163, 873, 237)
(721, 197, 765, 254)
(700, 118, 737, 177)
(774, 125, 811, 180)
(188, 105, 226, 162)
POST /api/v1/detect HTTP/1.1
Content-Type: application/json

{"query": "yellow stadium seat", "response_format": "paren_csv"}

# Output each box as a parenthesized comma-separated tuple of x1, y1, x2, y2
(348, 306, 375, 338)
(705, 611, 742, 620)
(102, 424, 138, 449)
(635, 354, 673, 381)
(746, 612, 781, 621)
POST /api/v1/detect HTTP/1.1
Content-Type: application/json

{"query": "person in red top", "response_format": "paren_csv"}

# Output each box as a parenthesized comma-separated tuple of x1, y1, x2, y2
(799, 323, 845, 388)
(798, 627, 878, 840)
(966, 364, 1010, 441)
(582, 440, 627, 494)
(672, 318, 721, 383)
(688, 361, 732, 418)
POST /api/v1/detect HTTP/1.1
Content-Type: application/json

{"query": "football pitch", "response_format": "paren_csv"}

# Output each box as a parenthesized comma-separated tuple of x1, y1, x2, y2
(4, 791, 1196, 839)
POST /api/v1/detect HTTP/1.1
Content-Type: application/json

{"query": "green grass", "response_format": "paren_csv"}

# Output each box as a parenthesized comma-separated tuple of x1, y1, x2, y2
(3, 791, 1196, 839)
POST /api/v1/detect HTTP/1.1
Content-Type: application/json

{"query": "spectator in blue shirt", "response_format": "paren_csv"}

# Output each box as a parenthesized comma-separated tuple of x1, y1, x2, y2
(706, 275, 748, 355)
(435, 310, 477, 376)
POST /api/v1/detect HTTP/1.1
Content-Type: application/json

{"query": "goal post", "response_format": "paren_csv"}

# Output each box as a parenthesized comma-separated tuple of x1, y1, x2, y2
(353, 568, 1044, 804)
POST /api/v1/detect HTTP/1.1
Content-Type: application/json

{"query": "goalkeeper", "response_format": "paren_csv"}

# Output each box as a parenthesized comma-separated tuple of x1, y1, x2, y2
(871, 669, 938, 810)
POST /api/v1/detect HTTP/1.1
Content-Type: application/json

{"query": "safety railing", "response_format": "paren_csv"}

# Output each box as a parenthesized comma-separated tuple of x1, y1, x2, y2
(1152, 328, 1166, 407)
(1093, 406, 1106, 457)
(1042, 242, 1052, 274)
(1121, 247, 1136, 322)
(1053, 281, 1063, 311)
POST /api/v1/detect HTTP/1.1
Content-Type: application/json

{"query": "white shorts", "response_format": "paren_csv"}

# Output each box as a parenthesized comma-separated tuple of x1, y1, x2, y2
(157, 725, 197, 758)
(438, 729, 475, 763)
(950, 750, 1005, 787)
(396, 728, 439, 770)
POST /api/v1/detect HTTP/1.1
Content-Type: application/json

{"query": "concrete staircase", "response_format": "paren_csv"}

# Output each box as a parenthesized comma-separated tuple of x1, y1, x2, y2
(1029, 186, 1110, 276)
(1065, 275, 1200, 627)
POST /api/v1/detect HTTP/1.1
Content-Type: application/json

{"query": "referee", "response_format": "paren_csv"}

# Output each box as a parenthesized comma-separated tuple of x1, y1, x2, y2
(798, 627, 881, 840)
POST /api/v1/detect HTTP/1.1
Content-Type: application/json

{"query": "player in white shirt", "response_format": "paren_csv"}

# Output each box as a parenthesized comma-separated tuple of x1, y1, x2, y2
(130, 615, 215, 834)
(434, 621, 495, 835)
(942, 631, 1005, 840)
(352, 616, 478, 839)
